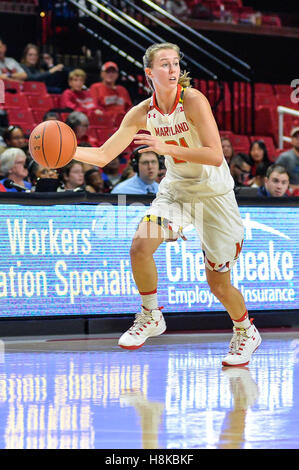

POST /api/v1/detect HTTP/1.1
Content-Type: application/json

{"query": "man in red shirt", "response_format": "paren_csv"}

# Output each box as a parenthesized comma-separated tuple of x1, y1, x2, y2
(90, 62, 132, 125)
(61, 69, 100, 115)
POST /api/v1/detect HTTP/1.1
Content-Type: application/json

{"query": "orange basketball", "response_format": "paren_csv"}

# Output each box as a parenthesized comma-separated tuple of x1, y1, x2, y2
(29, 120, 77, 169)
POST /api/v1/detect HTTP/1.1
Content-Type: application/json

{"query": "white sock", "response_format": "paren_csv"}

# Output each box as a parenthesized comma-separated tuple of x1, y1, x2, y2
(140, 289, 158, 311)
(232, 310, 251, 329)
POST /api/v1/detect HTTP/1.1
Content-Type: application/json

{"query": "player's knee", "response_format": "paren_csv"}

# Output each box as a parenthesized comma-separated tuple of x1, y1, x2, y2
(208, 280, 228, 301)
(130, 239, 152, 261)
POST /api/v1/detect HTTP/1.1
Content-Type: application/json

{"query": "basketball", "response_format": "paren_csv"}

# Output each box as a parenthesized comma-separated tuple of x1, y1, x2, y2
(29, 120, 77, 169)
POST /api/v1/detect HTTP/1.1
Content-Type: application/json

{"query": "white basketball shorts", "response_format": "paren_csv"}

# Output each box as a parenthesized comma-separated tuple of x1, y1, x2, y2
(141, 189, 244, 273)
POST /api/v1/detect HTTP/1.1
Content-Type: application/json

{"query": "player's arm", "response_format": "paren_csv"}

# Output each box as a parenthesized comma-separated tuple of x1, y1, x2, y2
(134, 89, 223, 167)
(73, 102, 147, 167)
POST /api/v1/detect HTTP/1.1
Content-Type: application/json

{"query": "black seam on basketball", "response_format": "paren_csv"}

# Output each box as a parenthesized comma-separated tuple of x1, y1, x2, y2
(41, 121, 49, 167)
(54, 121, 62, 167)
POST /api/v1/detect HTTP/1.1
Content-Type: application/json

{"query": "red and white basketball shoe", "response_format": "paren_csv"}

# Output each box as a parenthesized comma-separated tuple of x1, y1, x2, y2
(222, 321, 261, 367)
(118, 306, 166, 350)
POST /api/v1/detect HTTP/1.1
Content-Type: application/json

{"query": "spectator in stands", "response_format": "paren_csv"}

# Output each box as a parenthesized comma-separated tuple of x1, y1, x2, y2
(20, 44, 65, 91)
(276, 127, 299, 193)
(165, 0, 190, 20)
(101, 156, 123, 189)
(257, 164, 289, 197)
(248, 139, 271, 185)
(221, 137, 234, 165)
(57, 161, 85, 192)
(28, 161, 59, 192)
(1, 125, 28, 156)
(229, 153, 252, 187)
(111, 147, 160, 194)
(85, 168, 111, 193)
(90, 62, 132, 125)
(0, 148, 31, 191)
(43, 111, 60, 121)
(61, 69, 100, 115)
(0, 37, 27, 82)
(66, 111, 98, 147)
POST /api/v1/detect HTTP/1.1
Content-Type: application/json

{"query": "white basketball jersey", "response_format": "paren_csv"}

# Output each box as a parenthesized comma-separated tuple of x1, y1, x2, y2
(146, 85, 234, 198)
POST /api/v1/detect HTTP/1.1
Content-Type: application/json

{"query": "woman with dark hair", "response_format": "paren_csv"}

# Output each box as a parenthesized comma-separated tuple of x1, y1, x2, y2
(248, 140, 271, 185)
(20, 43, 65, 92)
(21, 44, 64, 80)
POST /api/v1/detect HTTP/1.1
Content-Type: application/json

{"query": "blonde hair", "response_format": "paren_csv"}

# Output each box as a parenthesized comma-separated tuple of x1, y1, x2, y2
(143, 42, 191, 92)
(68, 68, 86, 82)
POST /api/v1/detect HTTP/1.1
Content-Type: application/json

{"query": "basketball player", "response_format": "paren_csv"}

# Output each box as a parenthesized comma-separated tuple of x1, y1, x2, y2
(74, 42, 261, 367)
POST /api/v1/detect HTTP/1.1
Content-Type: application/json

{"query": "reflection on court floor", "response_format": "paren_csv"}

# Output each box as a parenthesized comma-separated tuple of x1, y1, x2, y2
(0, 331, 298, 449)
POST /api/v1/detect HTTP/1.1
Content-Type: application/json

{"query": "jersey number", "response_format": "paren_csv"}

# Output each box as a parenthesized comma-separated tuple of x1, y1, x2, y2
(165, 137, 188, 164)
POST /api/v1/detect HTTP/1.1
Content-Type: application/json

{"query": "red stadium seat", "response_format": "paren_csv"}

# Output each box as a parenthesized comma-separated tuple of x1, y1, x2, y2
(88, 110, 114, 128)
(230, 134, 250, 153)
(95, 127, 117, 146)
(254, 94, 277, 107)
(254, 83, 274, 95)
(22, 81, 48, 95)
(32, 109, 48, 124)
(7, 108, 35, 123)
(49, 94, 61, 108)
(3, 80, 23, 93)
(276, 94, 299, 110)
(254, 106, 278, 145)
(4, 93, 29, 109)
(26, 94, 54, 110)
(274, 84, 292, 96)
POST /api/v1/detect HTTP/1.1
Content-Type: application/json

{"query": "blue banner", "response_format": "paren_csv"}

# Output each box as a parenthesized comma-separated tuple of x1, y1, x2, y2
(0, 203, 298, 317)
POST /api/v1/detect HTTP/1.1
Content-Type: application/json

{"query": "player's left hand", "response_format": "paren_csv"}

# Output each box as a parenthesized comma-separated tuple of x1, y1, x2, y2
(133, 134, 168, 155)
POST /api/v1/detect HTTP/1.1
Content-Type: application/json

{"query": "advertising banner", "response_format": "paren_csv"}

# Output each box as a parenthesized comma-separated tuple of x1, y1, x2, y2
(0, 203, 297, 317)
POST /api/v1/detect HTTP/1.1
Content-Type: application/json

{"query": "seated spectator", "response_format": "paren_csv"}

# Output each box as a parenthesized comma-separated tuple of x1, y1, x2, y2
(248, 140, 271, 185)
(0, 148, 31, 191)
(20, 44, 64, 91)
(66, 111, 98, 147)
(229, 153, 252, 187)
(28, 161, 59, 192)
(90, 62, 132, 125)
(43, 111, 60, 122)
(102, 156, 123, 189)
(0, 37, 27, 82)
(165, 0, 190, 20)
(221, 137, 234, 165)
(85, 168, 111, 193)
(257, 164, 289, 197)
(1, 125, 28, 156)
(61, 69, 100, 115)
(276, 127, 299, 194)
(57, 161, 85, 192)
(111, 147, 160, 194)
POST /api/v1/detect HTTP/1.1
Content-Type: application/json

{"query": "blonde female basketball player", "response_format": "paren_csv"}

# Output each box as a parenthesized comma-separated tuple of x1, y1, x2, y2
(74, 42, 261, 366)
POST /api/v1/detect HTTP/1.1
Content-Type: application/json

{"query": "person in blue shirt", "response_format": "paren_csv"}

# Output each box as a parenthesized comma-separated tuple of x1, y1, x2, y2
(111, 146, 161, 194)
(257, 164, 289, 197)
(0, 148, 31, 191)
